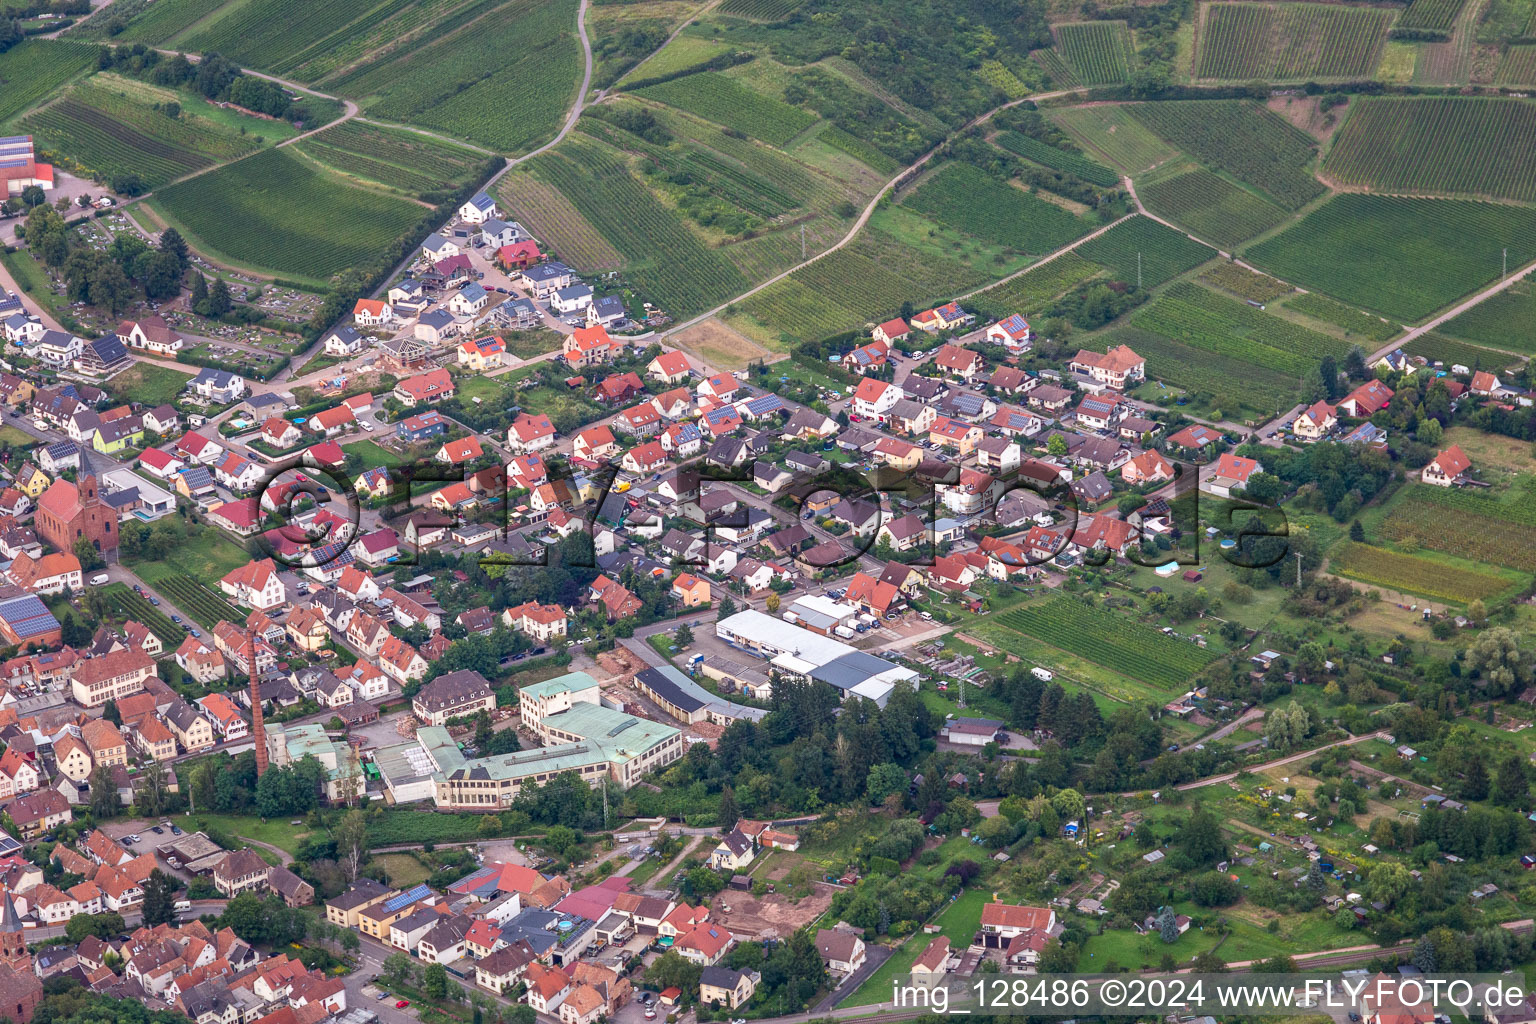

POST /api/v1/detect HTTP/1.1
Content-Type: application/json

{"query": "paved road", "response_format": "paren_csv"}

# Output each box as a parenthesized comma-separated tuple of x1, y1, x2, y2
(24, 899, 229, 941)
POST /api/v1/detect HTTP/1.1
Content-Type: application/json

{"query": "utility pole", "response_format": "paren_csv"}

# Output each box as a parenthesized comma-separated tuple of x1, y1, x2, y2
(1137, 251, 1142, 290)
(957, 676, 967, 710)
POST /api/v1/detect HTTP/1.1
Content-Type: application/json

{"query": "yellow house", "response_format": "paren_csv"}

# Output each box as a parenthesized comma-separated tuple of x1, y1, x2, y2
(671, 573, 711, 608)
(708, 829, 755, 872)
(94, 421, 144, 455)
(53, 734, 93, 782)
(700, 967, 757, 1010)
(15, 464, 49, 499)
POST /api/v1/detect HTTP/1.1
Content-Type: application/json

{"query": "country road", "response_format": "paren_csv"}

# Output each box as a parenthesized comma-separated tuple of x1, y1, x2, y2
(1161, 730, 1388, 793)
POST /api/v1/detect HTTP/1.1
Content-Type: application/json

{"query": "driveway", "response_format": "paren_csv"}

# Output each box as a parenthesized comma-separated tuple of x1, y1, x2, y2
(821, 944, 893, 1010)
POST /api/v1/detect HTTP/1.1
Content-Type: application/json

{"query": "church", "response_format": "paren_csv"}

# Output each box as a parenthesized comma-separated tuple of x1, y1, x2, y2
(36, 474, 117, 557)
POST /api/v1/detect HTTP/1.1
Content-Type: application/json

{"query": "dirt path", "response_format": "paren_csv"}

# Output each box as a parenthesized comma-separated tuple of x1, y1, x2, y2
(278, 99, 360, 148)
(952, 211, 1137, 302)
(239, 836, 295, 866)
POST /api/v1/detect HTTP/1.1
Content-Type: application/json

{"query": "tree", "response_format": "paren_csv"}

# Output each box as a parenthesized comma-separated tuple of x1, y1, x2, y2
(66, 912, 125, 943)
(208, 278, 232, 316)
(1350, 520, 1365, 542)
(719, 786, 739, 831)
(1179, 806, 1226, 865)
(138, 759, 173, 818)
(1466, 628, 1533, 698)
(100, 700, 122, 728)
(675, 623, 694, 648)
(1368, 862, 1411, 909)
(1157, 905, 1180, 944)
(1319, 354, 1341, 399)
(160, 225, 189, 269)
(765, 592, 780, 614)
(89, 763, 119, 819)
(422, 963, 448, 1000)
(141, 869, 180, 926)
(382, 953, 416, 987)
(718, 596, 736, 619)
(865, 763, 907, 805)
(335, 809, 368, 882)
(1494, 753, 1529, 808)
(190, 272, 208, 311)
(1047, 434, 1068, 458)
(687, 866, 725, 896)
(1418, 417, 1443, 445)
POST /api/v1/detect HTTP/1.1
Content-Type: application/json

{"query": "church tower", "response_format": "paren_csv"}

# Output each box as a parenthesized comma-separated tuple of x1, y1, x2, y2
(0, 892, 31, 970)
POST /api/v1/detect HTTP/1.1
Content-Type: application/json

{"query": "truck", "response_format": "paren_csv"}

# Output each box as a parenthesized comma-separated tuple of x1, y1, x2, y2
(833, 625, 855, 639)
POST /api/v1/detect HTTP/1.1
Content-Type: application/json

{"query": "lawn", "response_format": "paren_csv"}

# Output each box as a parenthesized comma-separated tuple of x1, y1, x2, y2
(376, 852, 432, 887)
(129, 528, 252, 590)
(0, 426, 38, 451)
(103, 361, 194, 408)
(186, 813, 316, 856)
(849, 888, 990, 1003)
(342, 439, 408, 469)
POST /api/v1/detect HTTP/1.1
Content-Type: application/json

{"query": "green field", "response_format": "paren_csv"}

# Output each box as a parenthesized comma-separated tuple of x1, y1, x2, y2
(1435, 278, 1536, 352)
(1496, 45, 1536, 85)
(1138, 167, 1288, 249)
(1116, 324, 1298, 415)
(1131, 281, 1349, 378)
(1380, 484, 1536, 573)
(994, 130, 1119, 187)
(0, 41, 98, 125)
(23, 79, 266, 189)
(1200, 261, 1292, 302)
(1283, 292, 1402, 343)
(1051, 104, 1179, 174)
(1244, 193, 1536, 320)
(295, 120, 490, 197)
(1332, 541, 1511, 603)
(1128, 100, 1324, 209)
(1053, 21, 1135, 84)
(1197, 2, 1394, 80)
(904, 161, 1092, 255)
(1324, 97, 1536, 203)
(1075, 214, 1215, 288)
(1403, 331, 1518, 370)
(635, 71, 816, 146)
(967, 251, 1104, 319)
(997, 597, 1217, 690)
(99, 583, 183, 647)
(715, 0, 800, 18)
(618, 35, 734, 86)
(105, 362, 194, 408)
(324, 0, 582, 153)
(151, 148, 426, 283)
(1397, 0, 1469, 32)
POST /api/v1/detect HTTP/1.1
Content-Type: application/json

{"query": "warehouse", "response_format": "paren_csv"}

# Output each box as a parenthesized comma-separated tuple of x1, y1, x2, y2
(714, 610, 917, 706)
(633, 666, 767, 726)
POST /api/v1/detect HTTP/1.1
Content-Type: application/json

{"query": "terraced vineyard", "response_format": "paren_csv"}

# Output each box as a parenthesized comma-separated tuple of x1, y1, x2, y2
(635, 72, 816, 146)
(0, 41, 97, 124)
(295, 121, 490, 197)
(993, 131, 1119, 187)
(1396, 0, 1468, 32)
(1333, 542, 1509, 602)
(1076, 215, 1215, 288)
(998, 597, 1217, 690)
(1200, 262, 1292, 302)
(904, 162, 1092, 255)
(1132, 282, 1349, 377)
(152, 149, 426, 282)
(1245, 194, 1536, 320)
(1053, 21, 1135, 84)
(528, 135, 749, 314)
(1138, 167, 1288, 249)
(1436, 279, 1536, 353)
(1284, 292, 1401, 343)
(1030, 48, 1081, 88)
(1051, 105, 1178, 174)
(968, 252, 1103, 319)
(1103, 326, 1297, 414)
(1197, 3, 1394, 80)
(1128, 100, 1324, 209)
(1386, 483, 1536, 575)
(1323, 97, 1536, 203)
(1496, 45, 1536, 85)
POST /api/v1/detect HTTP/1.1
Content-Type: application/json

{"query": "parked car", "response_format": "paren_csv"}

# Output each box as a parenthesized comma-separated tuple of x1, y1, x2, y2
(395, 1002, 410, 1009)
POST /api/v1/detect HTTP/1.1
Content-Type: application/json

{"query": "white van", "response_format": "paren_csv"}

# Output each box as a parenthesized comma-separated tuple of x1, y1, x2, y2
(173, 900, 191, 912)
(89, 573, 110, 586)
(1031, 667, 1054, 682)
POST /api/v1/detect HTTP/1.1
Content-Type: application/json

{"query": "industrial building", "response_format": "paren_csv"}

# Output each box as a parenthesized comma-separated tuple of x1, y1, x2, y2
(714, 610, 917, 707)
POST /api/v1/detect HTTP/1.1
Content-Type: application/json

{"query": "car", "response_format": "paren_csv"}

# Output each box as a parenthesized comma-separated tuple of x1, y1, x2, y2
(189, 629, 201, 638)
(170, 825, 182, 835)
(920, 612, 933, 621)
(130, 833, 141, 840)
(362, 422, 374, 432)
(1350, 1015, 1361, 1021)
(376, 993, 391, 1002)
(395, 1002, 410, 1009)
(149, 596, 159, 606)
(132, 584, 142, 593)
(644, 1013, 656, 1020)
(151, 826, 163, 834)
(641, 993, 653, 1005)
(171, 615, 181, 623)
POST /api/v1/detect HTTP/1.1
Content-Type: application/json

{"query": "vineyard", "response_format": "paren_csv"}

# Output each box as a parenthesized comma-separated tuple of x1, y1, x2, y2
(1244, 194, 1536, 320)
(968, 252, 1103, 320)
(295, 121, 488, 197)
(1332, 542, 1510, 602)
(1496, 45, 1536, 85)
(496, 171, 624, 271)
(528, 136, 749, 315)
(1403, 331, 1516, 370)
(1050, 105, 1177, 174)
(1103, 326, 1296, 414)
(715, 0, 800, 19)
(1200, 262, 1292, 302)
(993, 130, 1119, 187)
(1053, 21, 1135, 85)
(819, 125, 900, 175)
(1128, 101, 1324, 209)
(1396, 0, 1468, 32)
(1437, 279, 1536, 353)
(1132, 282, 1349, 378)
(1137, 167, 1287, 249)
(1076, 215, 1215, 288)
(152, 149, 425, 282)
(329, 0, 582, 153)
(148, 572, 247, 629)
(904, 162, 1091, 255)
(997, 597, 1217, 690)
(1284, 292, 1401, 343)
(100, 583, 182, 647)
(635, 72, 816, 147)
(1323, 98, 1536, 203)
(0, 41, 97, 124)
(23, 81, 266, 189)
(1030, 48, 1080, 88)
(180, 0, 396, 74)
(1196, 3, 1393, 80)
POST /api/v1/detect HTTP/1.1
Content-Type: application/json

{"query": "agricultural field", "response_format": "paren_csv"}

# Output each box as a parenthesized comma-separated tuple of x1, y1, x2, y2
(1128, 100, 1324, 209)
(1075, 214, 1215, 288)
(1380, 484, 1536, 573)
(0, 41, 98, 125)
(1131, 281, 1350, 378)
(997, 597, 1217, 690)
(524, 135, 749, 315)
(993, 130, 1119, 187)
(903, 162, 1093, 255)
(104, 362, 193, 408)
(1435, 278, 1536, 353)
(99, 583, 182, 647)
(1244, 194, 1536, 321)
(1196, 3, 1394, 81)
(22, 79, 265, 190)
(1051, 104, 1178, 175)
(1199, 261, 1292, 302)
(1496, 45, 1536, 84)
(295, 121, 491, 198)
(1396, 0, 1469, 32)
(967, 252, 1103, 320)
(132, 568, 244, 628)
(1114, 324, 1297, 416)
(635, 72, 816, 146)
(1403, 331, 1519, 370)
(150, 149, 427, 284)
(1138, 167, 1288, 250)
(326, 0, 582, 153)
(1053, 21, 1135, 85)
(715, 0, 800, 19)
(1323, 97, 1536, 203)
(618, 34, 733, 86)
(1030, 48, 1080, 88)
(1331, 541, 1511, 603)
(495, 170, 624, 271)
(1282, 292, 1401, 343)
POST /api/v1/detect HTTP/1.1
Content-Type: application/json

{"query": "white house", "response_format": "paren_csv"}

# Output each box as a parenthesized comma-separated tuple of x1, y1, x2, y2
(353, 299, 392, 327)
(986, 314, 1032, 354)
(458, 192, 499, 224)
(448, 283, 490, 316)
(552, 284, 594, 315)
(1422, 444, 1471, 487)
(3, 314, 43, 346)
(323, 326, 364, 356)
(852, 377, 901, 420)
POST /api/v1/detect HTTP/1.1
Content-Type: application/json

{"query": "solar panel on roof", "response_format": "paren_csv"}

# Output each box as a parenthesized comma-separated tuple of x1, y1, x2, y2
(0, 596, 58, 639)
(383, 883, 432, 912)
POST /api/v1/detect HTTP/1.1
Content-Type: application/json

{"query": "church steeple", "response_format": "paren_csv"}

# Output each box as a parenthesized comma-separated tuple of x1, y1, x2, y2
(0, 891, 31, 970)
